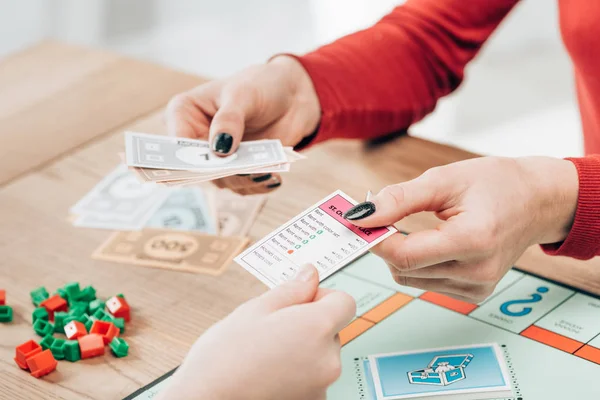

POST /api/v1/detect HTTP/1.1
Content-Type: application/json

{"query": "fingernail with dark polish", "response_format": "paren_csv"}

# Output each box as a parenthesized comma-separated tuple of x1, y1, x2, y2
(213, 133, 233, 154)
(237, 174, 250, 176)
(252, 174, 272, 183)
(267, 182, 281, 189)
(343, 201, 376, 220)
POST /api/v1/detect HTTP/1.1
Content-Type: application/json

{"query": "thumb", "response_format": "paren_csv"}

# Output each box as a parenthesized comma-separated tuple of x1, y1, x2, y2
(257, 264, 320, 312)
(343, 172, 452, 228)
(209, 86, 254, 157)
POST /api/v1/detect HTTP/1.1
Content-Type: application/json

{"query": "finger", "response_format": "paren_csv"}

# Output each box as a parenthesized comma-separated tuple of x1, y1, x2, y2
(211, 179, 226, 189)
(391, 260, 493, 284)
(392, 275, 484, 302)
(437, 291, 480, 304)
(165, 89, 215, 139)
(308, 291, 356, 334)
(390, 260, 462, 280)
(209, 86, 255, 156)
(256, 264, 320, 312)
(211, 174, 282, 195)
(313, 287, 337, 302)
(343, 172, 454, 228)
(333, 334, 341, 348)
(372, 228, 465, 271)
(215, 175, 267, 189)
(232, 173, 281, 188)
(241, 174, 282, 194)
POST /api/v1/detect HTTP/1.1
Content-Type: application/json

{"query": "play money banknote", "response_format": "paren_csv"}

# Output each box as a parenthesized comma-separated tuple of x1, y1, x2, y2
(70, 164, 168, 221)
(92, 229, 249, 275)
(125, 132, 287, 172)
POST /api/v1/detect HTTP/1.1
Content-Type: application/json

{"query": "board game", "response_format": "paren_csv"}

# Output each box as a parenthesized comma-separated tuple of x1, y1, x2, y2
(125, 251, 600, 400)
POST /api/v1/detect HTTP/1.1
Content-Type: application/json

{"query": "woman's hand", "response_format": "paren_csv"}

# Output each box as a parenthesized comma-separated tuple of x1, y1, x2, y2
(157, 264, 355, 400)
(165, 56, 320, 195)
(344, 156, 579, 303)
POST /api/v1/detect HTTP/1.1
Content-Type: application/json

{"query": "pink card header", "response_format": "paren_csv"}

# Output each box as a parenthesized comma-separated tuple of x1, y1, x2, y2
(319, 195, 390, 243)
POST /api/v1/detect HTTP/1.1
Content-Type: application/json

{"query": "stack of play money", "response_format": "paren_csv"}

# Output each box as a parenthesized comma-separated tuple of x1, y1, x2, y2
(122, 131, 305, 187)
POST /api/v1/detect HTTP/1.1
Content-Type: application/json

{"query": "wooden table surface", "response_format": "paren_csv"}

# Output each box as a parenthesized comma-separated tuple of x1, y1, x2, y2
(1, 42, 599, 400)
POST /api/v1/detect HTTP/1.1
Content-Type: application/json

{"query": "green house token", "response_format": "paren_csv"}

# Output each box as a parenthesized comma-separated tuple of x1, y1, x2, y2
(64, 282, 81, 301)
(112, 317, 125, 334)
(64, 312, 90, 326)
(81, 313, 93, 332)
(55, 287, 69, 302)
(50, 338, 66, 360)
(30, 287, 49, 306)
(109, 337, 129, 358)
(30, 287, 49, 298)
(32, 307, 49, 323)
(0, 305, 13, 323)
(69, 301, 88, 317)
(88, 299, 105, 315)
(40, 335, 55, 350)
(33, 319, 54, 336)
(64, 340, 81, 362)
(76, 286, 96, 302)
(53, 311, 69, 333)
(93, 308, 110, 321)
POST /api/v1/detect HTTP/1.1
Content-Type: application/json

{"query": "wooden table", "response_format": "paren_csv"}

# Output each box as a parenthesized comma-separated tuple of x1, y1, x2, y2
(1, 42, 599, 400)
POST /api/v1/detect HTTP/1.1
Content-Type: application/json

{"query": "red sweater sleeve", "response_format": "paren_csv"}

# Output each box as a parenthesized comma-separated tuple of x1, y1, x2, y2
(541, 156, 600, 260)
(292, 0, 519, 146)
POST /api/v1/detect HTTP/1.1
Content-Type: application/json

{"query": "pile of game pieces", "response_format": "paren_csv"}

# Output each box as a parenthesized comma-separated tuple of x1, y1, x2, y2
(0, 289, 13, 322)
(69, 162, 268, 274)
(13, 283, 132, 379)
(123, 131, 305, 186)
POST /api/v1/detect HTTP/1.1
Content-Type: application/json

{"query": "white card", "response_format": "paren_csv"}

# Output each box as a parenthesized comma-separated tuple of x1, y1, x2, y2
(234, 190, 396, 287)
(125, 131, 287, 172)
(368, 343, 512, 400)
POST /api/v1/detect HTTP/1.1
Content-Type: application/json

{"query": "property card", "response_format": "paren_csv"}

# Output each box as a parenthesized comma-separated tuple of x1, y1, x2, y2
(368, 344, 512, 400)
(92, 229, 248, 275)
(234, 190, 396, 287)
(125, 131, 287, 172)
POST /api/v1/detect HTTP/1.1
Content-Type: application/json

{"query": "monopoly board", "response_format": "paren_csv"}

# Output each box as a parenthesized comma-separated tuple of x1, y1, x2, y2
(125, 253, 600, 400)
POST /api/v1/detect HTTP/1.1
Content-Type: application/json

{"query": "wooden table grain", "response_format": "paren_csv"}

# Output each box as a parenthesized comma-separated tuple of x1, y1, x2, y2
(1, 42, 599, 400)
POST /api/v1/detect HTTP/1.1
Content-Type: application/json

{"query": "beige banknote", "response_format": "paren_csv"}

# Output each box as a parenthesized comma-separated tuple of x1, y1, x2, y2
(216, 190, 267, 236)
(92, 228, 248, 275)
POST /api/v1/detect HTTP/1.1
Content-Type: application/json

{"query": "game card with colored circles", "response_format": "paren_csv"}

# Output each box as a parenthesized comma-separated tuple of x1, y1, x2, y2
(234, 190, 397, 287)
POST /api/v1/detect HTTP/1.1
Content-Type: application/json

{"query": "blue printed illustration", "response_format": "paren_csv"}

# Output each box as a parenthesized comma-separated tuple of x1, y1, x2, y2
(407, 353, 473, 386)
(500, 286, 549, 317)
(370, 344, 509, 398)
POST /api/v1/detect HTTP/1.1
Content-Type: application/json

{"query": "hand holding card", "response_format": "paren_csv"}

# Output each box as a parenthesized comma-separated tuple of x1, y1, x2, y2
(156, 264, 355, 400)
(235, 190, 397, 287)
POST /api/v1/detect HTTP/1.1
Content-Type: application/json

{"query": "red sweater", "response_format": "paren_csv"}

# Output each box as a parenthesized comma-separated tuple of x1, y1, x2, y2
(294, 0, 600, 260)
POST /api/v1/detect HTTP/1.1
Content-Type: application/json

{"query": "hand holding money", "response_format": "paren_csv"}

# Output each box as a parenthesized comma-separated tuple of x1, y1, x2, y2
(124, 132, 305, 193)
(164, 57, 319, 195)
